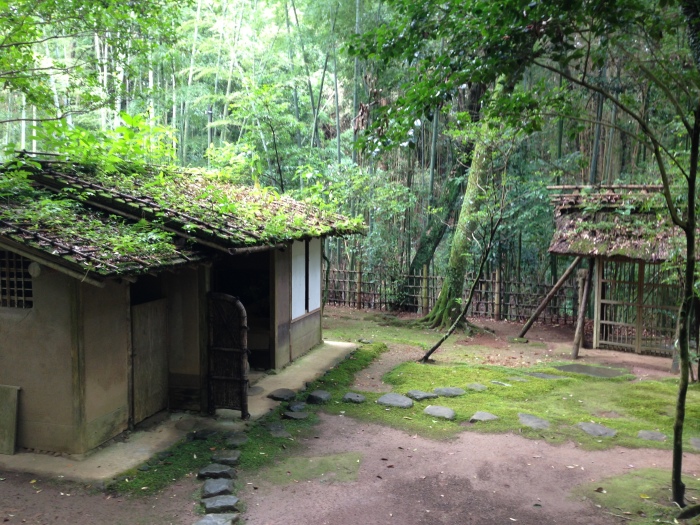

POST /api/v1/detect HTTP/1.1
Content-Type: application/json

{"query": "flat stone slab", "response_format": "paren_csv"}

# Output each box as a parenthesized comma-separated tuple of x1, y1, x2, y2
(691, 437, 700, 451)
(554, 364, 628, 378)
(527, 373, 562, 380)
(638, 430, 666, 442)
(203, 495, 240, 514)
(424, 405, 456, 420)
(288, 401, 307, 412)
(518, 413, 550, 430)
(194, 513, 240, 525)
(224, 433, 248, 447)
(377, 393, 414, 408)
(406, 390, 439, 401)
(470, 411, 498, 423)
(267, 388, 296, 401)
(191, 429, 218, 441)
(307, 390, 332, 404)
(282, 411, 310, 420)
(211, 450, 241, 467)
(198, 464, 237, 480)
(343, 392, 366, 403)
(507, 377, 528, 383)
(202, 478, 235, 499)
(248, 385, 264, 396)
(433, 387, 466, 397)
(577, 422, 617, 437)
(490, 381, 512, 387)
(266, 422, 291, 438)
(466, 383, 487, 392)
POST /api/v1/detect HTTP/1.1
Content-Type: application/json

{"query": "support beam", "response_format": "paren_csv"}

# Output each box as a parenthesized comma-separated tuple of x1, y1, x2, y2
(518, 256, 582, 338)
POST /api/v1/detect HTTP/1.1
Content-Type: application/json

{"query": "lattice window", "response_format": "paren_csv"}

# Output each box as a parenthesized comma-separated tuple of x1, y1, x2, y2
(0, 251, 33, 308)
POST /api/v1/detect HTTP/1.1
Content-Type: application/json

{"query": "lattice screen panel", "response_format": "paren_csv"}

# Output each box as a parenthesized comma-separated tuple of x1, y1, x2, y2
(0, 251, 33, 308)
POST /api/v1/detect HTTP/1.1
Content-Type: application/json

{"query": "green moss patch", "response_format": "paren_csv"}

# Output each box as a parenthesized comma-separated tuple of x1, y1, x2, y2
(256, 452, 362, 485)
(574, 468, 700, 524)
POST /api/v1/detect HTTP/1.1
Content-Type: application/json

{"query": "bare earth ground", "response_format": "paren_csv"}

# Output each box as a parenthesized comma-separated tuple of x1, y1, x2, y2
(0, 314, 693, 525)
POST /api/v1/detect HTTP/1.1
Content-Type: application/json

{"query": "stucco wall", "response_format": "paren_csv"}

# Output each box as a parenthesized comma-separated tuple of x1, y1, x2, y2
(273, 248, 291, 368)
(290, 310, 322, 361)
(82, 280, 129, 451)
(0, 267, 76, 452)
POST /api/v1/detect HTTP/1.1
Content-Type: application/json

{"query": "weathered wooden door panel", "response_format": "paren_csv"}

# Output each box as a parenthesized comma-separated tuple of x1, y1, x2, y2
(208, 292, 249, 419)
(132, 299, 168, 424)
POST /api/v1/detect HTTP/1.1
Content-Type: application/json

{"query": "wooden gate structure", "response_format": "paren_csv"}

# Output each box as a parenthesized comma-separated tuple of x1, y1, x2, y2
(207, 292, 250, 419)
(549, 185, 684, 356)
(595, 259, 679, 355)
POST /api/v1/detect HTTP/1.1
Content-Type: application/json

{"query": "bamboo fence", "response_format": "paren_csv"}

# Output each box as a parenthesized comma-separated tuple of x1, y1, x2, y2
(325, 266, 579, 324)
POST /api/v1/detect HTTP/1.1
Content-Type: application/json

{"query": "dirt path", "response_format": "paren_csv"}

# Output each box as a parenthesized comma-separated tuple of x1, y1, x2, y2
(240, 413, 700, 525)
(0, 317, 688, 524)
(0, 470, 199, 524)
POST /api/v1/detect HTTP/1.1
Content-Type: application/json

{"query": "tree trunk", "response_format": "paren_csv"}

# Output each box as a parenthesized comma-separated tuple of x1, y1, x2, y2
(422, 134, 490, 329)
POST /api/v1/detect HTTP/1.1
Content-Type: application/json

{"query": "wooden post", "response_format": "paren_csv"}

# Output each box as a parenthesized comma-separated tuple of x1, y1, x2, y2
(572, 259, 595, 359)
(635, 262, 645, 354)
(356, 258, 362, 309)
(518, 256, 582, 338)
(421, 264, 429, 314)
(494, 266, 502, 321)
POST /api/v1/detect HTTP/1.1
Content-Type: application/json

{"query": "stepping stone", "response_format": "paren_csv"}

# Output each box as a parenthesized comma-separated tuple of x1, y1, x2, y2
(433, 387, 466, 397)
(198, 464, 237, 480)
(466, 383, 487, 392)
(137, 464, 150, 472)
(267, 388, 296, 401)
(224, 433, 248, 448)
(638, 430, 666, 442)
(507, 377, 528, 383)
(266, 422, 291, 438)
(203, 495, 240, 514)
(377, 393, 414, 408)
(577, 422, 616, 437)
(554, 364, 628, 378)
(518, 413, 550, 430)
(424, 405, 456, 420)
(288, 401, 307, 412)
(248, 385, 264, 396)
(282, 411, 309, 420)
(343, 392, 366, 403)
(157, 451, 173, 460)
(194, 513, 240, 525)
(490, 381, 512, 387)
(358, 338, 373, 344)
(307, 390, 332, 404)
(202, 478, 235, 499)
(527, 373, 562, 380)
(470, 411, 498, 422)
(691, 437, 700, 451)
(192, 429, 218, 441)
(211, 450, 241, 467)
(406, 390, 438, 401)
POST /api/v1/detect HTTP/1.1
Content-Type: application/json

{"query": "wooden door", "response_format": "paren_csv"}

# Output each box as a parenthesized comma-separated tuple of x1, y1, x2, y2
(132, 299, 168, 424)
(208, 292, 249, 419)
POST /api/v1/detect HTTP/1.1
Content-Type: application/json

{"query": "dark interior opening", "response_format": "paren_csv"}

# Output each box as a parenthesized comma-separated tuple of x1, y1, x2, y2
(212, 252, 272, 370)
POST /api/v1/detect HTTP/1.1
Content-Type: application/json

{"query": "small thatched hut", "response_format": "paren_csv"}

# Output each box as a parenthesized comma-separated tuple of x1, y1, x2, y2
(549, 185, 684, 355)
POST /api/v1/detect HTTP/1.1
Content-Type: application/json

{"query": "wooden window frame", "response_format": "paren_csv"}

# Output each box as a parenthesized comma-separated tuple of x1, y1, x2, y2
(0, 250, 33, 309)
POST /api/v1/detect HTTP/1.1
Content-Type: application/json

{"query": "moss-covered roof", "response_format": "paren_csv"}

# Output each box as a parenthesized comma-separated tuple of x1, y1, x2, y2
(548, 186, 686, 262)
(0, 157, 364, 279)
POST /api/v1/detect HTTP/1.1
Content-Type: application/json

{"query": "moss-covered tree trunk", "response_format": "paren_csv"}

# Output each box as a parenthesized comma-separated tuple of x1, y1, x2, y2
(422, 136, 490, 328)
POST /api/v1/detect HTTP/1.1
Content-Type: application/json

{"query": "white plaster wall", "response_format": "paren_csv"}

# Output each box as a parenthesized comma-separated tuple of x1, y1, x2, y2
(308, 238, 321, 311)
(291, 240, 306, 319)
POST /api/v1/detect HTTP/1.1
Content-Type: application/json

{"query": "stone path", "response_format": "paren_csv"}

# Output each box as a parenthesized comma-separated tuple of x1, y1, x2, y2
(184, 369, 672, 525)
